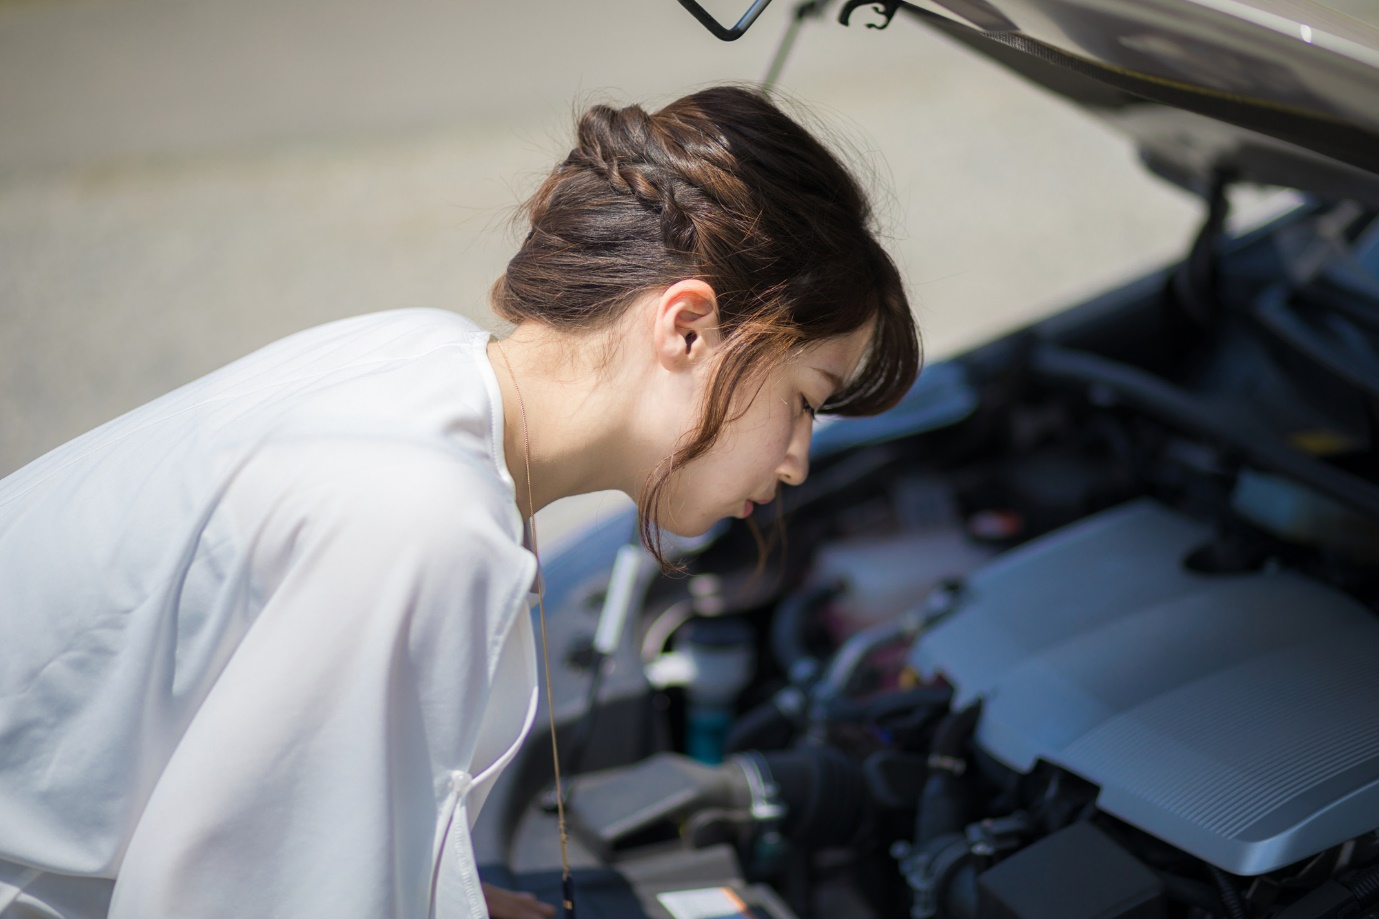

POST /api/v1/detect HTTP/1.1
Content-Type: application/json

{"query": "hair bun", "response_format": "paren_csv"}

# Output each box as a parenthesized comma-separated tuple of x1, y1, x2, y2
(569, 103, 702, 253)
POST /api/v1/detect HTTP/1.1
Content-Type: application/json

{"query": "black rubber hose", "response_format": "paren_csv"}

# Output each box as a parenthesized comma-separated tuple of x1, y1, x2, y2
(1312, 275, 1379, 333)
(931, 701, 983, 758)
(1255, 284, 1379, 401)
(821, 686, 954, 726)
(1342, 862, 1379, 904)
(723, 692, 801, 754)
(1210, 866, 1250, 919)
(758, 746, 867, 847)
(915, 769, 969, 849)
(770, 581, 844, 681)
(1154, 871, 1226, 913)
(915, 702, 983, 849)
(1032, 344, 1379, 521)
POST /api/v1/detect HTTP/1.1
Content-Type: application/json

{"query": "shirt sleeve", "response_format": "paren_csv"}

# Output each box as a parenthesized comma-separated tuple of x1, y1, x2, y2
(107, 437, 536, 919)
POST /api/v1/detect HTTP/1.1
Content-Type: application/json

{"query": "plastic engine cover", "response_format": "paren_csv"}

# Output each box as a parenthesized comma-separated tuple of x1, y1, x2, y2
(909, 499, 1379, 876)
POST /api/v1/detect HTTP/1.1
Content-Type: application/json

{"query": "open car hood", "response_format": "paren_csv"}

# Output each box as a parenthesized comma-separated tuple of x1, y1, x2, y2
(901, 0, 1379, 202)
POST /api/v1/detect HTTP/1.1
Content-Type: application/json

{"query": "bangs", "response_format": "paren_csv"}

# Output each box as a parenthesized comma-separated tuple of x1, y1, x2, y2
(819, 260, 922, 418)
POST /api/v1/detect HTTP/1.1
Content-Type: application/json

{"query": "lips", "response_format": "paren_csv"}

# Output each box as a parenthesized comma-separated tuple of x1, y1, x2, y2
(740, 493, 775, 518)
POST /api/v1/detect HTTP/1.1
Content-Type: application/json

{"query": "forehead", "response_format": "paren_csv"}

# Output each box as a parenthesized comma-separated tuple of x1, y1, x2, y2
(791, 322, 873, 383)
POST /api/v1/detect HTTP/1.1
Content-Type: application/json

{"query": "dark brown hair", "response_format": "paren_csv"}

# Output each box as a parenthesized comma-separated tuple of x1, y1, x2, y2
(491, 85, 920, 560)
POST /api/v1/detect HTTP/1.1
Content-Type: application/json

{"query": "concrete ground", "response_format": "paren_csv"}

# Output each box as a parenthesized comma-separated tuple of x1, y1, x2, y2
(0, 0, 1211, 544)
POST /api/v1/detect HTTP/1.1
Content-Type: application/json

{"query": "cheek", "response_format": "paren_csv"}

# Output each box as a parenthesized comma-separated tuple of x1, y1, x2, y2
(721, 407, 788, 464)
(676, 393, 795, 491)
(720, 421, 795, 491)
(672, 435, 756, 502)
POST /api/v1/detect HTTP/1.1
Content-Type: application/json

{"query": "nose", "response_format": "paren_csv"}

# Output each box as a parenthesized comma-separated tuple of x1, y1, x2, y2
(776, 416, 812, 487)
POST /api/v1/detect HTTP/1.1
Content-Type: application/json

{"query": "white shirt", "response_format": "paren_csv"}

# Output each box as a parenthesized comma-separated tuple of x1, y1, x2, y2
(0, 309, 539, 918)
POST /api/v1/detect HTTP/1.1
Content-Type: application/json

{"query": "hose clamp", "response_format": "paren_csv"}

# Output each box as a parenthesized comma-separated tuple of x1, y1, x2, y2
(736, 752, 787, 824)
(927, 753, 967, 776)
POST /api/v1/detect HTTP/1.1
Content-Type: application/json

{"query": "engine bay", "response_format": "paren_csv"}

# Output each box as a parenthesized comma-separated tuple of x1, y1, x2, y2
(476, 202, 1379, 919)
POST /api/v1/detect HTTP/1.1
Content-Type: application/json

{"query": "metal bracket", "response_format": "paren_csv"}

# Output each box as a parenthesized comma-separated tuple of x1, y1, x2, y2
(675, 0, 777, 40)
(838, 0, 902, 29)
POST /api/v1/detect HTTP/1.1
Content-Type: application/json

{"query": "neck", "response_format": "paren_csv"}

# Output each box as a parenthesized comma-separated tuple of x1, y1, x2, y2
(488, 323, 650, 516)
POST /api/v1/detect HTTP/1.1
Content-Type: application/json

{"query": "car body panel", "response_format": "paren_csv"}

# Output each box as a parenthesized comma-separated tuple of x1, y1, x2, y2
(907, 0, 1379, 199)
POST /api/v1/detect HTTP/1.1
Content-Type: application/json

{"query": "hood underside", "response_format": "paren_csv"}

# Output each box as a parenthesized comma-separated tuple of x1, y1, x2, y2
(904, 0, 1379, 203)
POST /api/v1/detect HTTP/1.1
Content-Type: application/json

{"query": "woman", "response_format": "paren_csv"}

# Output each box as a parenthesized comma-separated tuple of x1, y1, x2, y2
(0, 86, 918, 918)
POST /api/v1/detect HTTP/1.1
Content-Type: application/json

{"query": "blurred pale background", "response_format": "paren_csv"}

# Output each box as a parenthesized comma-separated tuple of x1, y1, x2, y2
(0, 0, 1212, 544)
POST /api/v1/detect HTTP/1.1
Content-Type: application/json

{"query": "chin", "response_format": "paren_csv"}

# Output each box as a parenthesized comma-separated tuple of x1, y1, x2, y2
(659, 517, 715, 540)
(657, 504, 733, 539)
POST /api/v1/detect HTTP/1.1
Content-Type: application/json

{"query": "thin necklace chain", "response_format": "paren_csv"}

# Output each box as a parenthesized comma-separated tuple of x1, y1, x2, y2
(494, 340, 573, 903)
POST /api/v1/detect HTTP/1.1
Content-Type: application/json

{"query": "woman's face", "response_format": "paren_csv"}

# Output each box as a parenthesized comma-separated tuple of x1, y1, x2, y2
(659, 324, 874, 537)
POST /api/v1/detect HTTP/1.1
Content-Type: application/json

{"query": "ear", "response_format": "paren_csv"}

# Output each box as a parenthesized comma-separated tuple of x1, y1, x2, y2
(651, 279, 720, 371)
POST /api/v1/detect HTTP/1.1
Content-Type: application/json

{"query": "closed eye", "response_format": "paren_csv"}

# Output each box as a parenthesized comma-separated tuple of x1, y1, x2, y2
(800, 395, 818, 420)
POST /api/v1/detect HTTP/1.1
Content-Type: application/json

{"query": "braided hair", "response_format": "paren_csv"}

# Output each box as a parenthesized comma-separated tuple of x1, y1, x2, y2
(491, 86, 920, 559)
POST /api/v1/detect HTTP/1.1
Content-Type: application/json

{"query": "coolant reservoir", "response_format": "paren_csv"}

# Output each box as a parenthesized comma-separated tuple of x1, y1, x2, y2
(679, 618, 755, 764)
